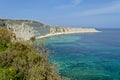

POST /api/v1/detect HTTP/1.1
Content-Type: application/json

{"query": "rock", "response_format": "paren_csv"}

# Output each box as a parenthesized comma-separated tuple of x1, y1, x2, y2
(0, 19, 99, 40)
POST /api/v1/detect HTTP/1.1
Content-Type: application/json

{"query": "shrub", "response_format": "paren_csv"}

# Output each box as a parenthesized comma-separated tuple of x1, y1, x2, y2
(0, 28, 67, 80)
(0, 27, 13, 44)
(0, 27, 13, 51)
(30, 36, 36, 43)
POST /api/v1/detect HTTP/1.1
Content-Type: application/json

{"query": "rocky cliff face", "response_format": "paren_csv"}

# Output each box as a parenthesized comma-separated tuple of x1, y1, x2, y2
(0, 19, 99, 40)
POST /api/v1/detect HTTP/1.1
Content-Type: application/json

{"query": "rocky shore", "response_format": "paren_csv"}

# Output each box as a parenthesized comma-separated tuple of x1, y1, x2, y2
(0, 19, 100, 40)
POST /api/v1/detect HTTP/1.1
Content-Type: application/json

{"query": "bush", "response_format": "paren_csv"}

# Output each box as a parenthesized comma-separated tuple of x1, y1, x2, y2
(0, 27, 13, 51)
(0, 28, 67, 80)
(30, 36, 36, 43)
(0, 27, 13, 44)
(0, 68, 24, 80)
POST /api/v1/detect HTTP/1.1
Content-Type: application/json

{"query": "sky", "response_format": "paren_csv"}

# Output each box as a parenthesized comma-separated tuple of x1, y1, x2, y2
(0, 0, 120, 28)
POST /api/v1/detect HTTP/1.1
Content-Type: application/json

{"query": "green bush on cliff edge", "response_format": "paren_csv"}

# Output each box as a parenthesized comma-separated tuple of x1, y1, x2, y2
(0, 27, 67, 80)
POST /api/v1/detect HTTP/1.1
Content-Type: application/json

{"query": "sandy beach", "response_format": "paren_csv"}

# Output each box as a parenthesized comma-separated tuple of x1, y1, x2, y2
(36, 30, 100, 39)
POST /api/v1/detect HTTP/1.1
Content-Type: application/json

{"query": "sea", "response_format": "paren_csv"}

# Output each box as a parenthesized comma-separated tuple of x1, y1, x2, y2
(36, 29, 120, 80)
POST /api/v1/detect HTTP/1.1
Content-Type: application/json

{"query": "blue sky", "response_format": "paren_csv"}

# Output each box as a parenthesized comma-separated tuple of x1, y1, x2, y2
(0, 0, 120, 28)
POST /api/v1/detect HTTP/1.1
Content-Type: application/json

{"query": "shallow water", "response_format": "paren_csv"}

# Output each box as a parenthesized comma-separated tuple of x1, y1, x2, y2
(36, 29, 120, 80)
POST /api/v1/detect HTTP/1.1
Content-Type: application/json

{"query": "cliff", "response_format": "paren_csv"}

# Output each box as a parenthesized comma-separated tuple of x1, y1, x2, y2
(0, 19, 99, 40)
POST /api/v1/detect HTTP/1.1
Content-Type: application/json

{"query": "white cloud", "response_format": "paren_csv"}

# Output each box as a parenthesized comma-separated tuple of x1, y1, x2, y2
(72, 0, 82, 6)
(77, 3, 120, 16)
(55, 0, 82, 9)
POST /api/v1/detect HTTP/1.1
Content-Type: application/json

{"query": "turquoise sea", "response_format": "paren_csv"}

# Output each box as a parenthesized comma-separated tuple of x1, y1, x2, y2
(36, 29, 120, 80)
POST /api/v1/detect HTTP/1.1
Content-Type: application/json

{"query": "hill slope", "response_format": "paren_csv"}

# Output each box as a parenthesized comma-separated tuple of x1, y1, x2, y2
(0, 19, 99, 40)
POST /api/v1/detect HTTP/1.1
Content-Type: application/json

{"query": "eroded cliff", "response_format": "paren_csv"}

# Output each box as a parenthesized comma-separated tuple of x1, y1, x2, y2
(0, 19, 99, 40)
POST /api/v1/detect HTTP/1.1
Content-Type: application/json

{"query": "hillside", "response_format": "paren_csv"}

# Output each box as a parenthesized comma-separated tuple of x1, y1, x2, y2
(0, 27, 68, 80)
(0, 19, 99, 40)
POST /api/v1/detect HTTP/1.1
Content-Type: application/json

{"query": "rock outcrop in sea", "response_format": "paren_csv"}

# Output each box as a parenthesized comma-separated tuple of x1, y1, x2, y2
(0, 19, 99, 40)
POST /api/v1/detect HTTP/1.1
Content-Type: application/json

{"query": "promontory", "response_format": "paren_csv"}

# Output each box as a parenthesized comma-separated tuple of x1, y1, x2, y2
(0, 19, 99, 40)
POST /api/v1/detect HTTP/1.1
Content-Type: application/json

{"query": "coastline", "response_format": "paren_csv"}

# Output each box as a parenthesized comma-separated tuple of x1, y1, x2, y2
(0, 19, 101, 41)
(36, 30, 100, 39)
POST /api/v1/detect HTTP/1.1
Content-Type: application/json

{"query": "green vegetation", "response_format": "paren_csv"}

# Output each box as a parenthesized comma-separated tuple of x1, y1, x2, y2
(30, 36, 36, 42)
(0, 27, 12, 51)
(0, 27, 67, 80)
